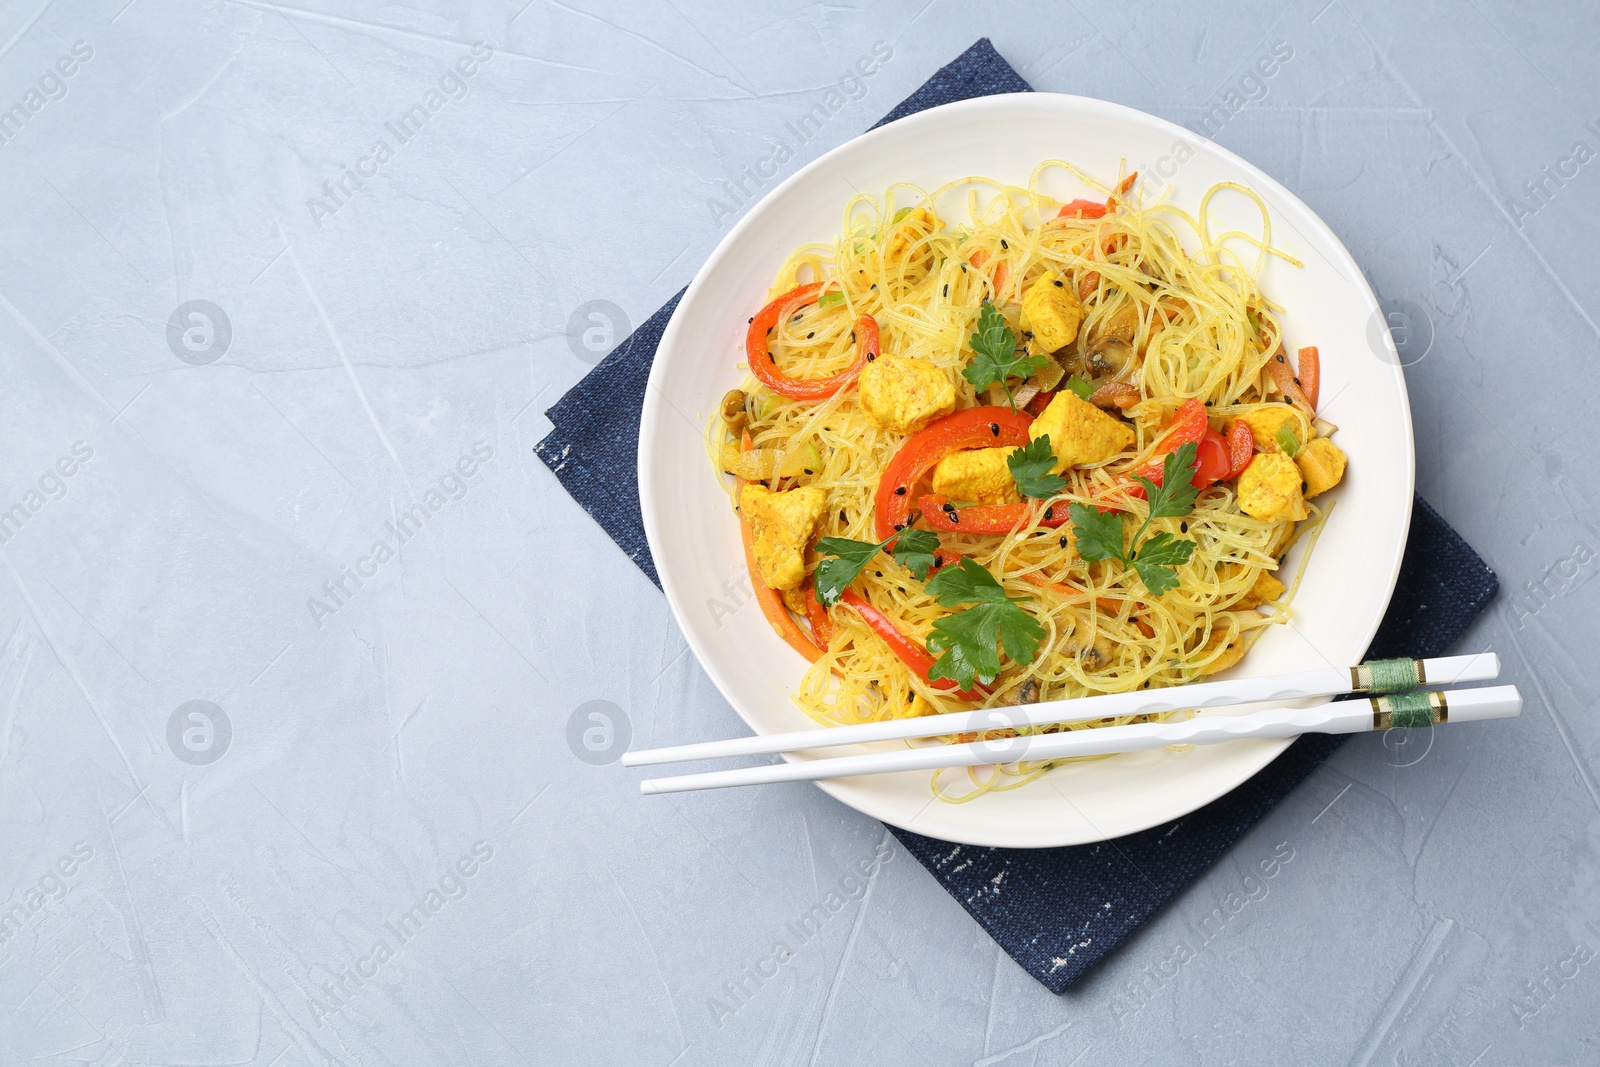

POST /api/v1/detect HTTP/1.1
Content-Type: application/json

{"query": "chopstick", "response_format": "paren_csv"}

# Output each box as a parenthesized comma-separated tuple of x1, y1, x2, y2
(639, 684, 1521, 795)
(623, 653, 1500, 768)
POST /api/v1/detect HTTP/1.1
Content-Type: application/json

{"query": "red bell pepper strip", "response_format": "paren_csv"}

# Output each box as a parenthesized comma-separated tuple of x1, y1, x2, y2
(917, 494, 1072, 534)
(1193, 429, 1231, 486)
(839, 590, 982, 700)
(1117, 398, 1211, 501)
(874, 406, 1035, 538)
(803, 583, 834, 648)
(1266, 345, 1315, 416)
(746, 283, 874, 400)
(1226, 419, 1255, 479)
(1296, 345, 1320, 410)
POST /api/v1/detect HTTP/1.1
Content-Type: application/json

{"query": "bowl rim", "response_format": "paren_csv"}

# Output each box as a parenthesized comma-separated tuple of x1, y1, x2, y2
(638, 91, 1414, 847)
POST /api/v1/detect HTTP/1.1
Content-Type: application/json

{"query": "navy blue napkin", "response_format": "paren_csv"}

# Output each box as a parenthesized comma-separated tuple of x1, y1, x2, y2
(535, 39, 1498, 993)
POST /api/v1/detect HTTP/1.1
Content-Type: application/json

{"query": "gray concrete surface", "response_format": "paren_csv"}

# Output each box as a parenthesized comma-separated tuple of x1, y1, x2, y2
(1, 1, 1596, 1064)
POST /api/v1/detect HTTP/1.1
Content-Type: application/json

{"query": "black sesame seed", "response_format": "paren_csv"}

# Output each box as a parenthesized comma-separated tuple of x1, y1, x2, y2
(941, 502, 956, 512)
(949, 512, 960, 524)
(1000, 239, 1009, 249)
(791, 313, 802, 323)
(894, 486, 907, 496)
(907, 692, 914, 704)
(747, 316, 754, 323)
(934, 554, 944, 567)
(894, 523, 906, 531)
(1058, 536, 1069, 549)
(806, 332, 814, 339)
(943, 284, 949, 297)
(1053, 279, 1064, 287)
(1302, 481, 1309, 492)
(961, 264, 968, 273)
(1023, 330, 1034, 339)
(989, 422, 1000, 436)
(840, 509, 848, 523)
(1275, 353, 1286, 362)
(898, 585, 906, 594)
(875, 570, 883, 578)
(804, 468, 813, 475)
(867, 353, 876, 361)
(850, 331, 856, 343)
(870, 284, 877, 290)
(1180, 521, 1188, 533)
(1292, 376, 1301, 386)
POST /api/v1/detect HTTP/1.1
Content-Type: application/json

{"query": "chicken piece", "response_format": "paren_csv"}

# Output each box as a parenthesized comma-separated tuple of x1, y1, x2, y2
(1237, 404, 1309, 453)
(741, 483, 827, 591)
(1296, 438, 1346, 499)
(858, 353, 957, 435)
(1235, 569, 1286, 610)
(1200, 619, 1250, 675)
(1028, 390, 1136, 473)
(931, 447, 1020, 505)
(885, 207, 941, 266)
(1237, 452, 1309, 522)
(1021, 269, 1085, 354)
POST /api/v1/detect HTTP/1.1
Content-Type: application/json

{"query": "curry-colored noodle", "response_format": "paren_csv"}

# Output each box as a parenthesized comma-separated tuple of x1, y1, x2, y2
(712, 162, 1344, 801)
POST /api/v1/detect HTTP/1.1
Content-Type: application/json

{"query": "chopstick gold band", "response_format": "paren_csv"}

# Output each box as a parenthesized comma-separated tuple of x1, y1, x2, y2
(1350, 658, 1427, 694)
(1370, 690, 1448, 730)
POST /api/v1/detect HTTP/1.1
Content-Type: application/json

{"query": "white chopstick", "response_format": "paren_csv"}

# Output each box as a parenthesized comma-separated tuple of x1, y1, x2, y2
(623, 653, 1500, 767)
(639, 684, 1521, 795)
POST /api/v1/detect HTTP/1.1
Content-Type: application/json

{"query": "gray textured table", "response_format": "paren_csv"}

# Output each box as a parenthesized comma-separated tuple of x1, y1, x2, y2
(2, 2, 1595, 1064)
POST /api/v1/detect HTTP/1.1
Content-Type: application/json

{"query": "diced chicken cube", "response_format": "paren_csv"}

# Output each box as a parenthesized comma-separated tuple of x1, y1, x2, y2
(1199, 619, 1250, 675)
(1295, 438, 1346, 498)
(1021, 269, 1085, 353)
(1236, 404, 1309, 453)
(741, 483, 827, 591)
(1237, 452, 1309, 522)
(858, 354, 957, 435)
(931, 447, 1020, 505)
(1028, 390, 1136, 473)
(1235, 569, 1286, 610)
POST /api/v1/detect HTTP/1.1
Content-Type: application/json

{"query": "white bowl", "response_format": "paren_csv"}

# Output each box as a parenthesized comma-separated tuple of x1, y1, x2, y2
(639, 93, 1412, 847)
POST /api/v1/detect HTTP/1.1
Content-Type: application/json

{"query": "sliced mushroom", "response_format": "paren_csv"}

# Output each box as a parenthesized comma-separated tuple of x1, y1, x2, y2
(999, 678, 1041, 706)
(721, 388, 749, 435)
(1087, 340, 1134, 376)
(1067, 634, 1114, 671)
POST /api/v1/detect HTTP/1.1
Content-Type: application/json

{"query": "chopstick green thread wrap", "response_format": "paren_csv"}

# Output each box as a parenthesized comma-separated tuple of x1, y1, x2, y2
(1352, 657, 1426, 694)
(1370, 690, 1446, 730)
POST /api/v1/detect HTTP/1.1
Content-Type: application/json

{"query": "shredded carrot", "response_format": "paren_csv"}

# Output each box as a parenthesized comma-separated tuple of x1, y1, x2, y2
(1296, 346, 1320, 410)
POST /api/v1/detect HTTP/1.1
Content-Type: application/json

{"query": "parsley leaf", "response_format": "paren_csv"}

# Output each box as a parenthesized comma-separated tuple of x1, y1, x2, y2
(814, 529, 944, 604)
(962, 300, 1045, 412)
(1068, 442, 1202, 596)
(923, 559, 1046, 689)
(1007, 436, 1068, 500)
(889, 529, 940, 581)
(1143, 442, 1200, 520)
(1065, 374, 1096, 401)
(1066, 502, 1125, 562)
(1130, 532, 1196, 597)
(1274, 424, 1301, 457)
(813, 536, 886, 606)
